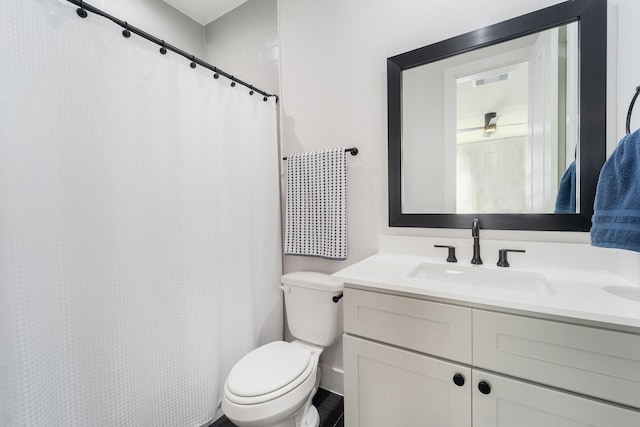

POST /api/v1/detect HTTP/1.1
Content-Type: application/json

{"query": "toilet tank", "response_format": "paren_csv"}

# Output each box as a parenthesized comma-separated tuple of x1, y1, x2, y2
(281, 272, 344, 347)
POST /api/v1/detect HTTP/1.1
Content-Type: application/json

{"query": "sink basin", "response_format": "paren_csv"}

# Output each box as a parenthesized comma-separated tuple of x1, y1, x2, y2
(603, 286, 640, 302)
(408, 262, 555, 295)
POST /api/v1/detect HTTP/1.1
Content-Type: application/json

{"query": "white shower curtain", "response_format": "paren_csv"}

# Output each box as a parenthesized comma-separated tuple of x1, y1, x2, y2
(0, 1, 282, 425)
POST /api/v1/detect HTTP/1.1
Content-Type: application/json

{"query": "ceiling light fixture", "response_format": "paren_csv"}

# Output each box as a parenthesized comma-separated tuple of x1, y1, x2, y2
(484, 112, 498, 133)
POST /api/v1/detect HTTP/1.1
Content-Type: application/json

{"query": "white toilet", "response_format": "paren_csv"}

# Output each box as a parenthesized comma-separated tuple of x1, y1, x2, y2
(222, 272, 344, 427)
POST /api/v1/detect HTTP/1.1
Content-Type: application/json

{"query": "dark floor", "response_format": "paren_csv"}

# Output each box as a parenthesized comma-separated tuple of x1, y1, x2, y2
(211, 388, 344, 427)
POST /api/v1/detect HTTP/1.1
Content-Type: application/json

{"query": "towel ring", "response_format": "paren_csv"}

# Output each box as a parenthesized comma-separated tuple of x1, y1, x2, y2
(625, 86, 640, 135)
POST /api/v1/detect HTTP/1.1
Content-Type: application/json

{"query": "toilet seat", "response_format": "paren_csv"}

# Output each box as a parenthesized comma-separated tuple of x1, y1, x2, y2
(225, 341, 316, 405)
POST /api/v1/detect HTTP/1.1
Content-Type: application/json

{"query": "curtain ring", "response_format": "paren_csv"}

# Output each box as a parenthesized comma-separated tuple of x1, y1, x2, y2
(190, 55, 196, 69)
(122, 21, 131, 38)
(159, 41, 167, 55)
(249, 85, 254, 96)
(76, 0, 88, 18)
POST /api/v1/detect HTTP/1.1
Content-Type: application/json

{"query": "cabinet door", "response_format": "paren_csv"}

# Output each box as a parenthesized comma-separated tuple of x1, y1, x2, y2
(473, 310, 640, 408)
(472, 370, 640, 427)
(344, 334, 471, 427)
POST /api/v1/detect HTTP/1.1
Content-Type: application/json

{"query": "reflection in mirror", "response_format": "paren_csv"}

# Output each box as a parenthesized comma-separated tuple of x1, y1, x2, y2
(402, 22, 579, 215)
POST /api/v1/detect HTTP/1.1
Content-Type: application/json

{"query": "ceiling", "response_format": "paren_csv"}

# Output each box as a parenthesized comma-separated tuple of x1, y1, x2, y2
(161, 0, 248, 25)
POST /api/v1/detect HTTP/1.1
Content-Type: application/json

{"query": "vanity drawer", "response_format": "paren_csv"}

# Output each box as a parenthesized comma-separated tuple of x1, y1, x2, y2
(473, 310, 640, 409)
(344, 288, 472, 364)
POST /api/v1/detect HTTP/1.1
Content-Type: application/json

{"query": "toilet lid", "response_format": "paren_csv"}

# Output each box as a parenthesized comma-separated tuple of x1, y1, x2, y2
(226, 341, 312, 398)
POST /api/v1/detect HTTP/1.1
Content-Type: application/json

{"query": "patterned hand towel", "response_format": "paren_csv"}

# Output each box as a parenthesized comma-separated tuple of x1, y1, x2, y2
(591, 129, 640, 252)
(284, 148, 347, 259)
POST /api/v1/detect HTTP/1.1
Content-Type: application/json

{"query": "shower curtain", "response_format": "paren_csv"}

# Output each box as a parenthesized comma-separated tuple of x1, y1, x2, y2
(0, 1, 282, 426)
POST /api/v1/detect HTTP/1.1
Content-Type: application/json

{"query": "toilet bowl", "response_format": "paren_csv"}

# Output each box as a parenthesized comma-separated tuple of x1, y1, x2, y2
(221, 272, 343, 427)
(223, 341, 322, 427)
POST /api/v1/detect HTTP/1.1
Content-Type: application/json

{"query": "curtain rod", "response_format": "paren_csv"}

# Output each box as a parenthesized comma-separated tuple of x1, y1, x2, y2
(282, 147, 359, 160)
(67, 0, 278, 103)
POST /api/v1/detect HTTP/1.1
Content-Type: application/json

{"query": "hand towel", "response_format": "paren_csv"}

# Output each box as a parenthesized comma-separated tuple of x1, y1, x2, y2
(591, 129, 640, 252)
(554, 160, 576, 213)
(284, 148, 347, 259)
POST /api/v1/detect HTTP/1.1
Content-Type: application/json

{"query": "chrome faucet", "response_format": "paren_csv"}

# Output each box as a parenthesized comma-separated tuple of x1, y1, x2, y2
(471, 218, 483, 265)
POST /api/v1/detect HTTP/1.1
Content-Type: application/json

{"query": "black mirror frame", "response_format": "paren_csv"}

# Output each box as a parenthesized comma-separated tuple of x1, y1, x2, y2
(388, 0, 606, 231)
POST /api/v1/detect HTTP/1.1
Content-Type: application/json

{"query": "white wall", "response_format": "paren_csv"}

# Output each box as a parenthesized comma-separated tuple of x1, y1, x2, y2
(277, 0, 640, 268)
(278, 0, 640, 392)
(98, 0, 205, 56)
(204, 0, 279, 96)
(279, 0, 578, 270)
(612, 0, 640, 143)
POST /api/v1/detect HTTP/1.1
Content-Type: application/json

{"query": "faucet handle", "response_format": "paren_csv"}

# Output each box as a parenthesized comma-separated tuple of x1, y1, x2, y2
(434, 245, 457, 263)
(497, 249, 526, 268)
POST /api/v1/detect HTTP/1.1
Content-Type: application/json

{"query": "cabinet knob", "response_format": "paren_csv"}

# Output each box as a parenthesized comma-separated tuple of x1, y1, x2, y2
(478, 381, 491, 395)
(453, 373, 465, 386)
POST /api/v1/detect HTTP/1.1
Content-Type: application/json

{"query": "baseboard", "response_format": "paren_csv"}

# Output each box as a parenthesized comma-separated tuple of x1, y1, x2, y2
(319, 363, 344, 396)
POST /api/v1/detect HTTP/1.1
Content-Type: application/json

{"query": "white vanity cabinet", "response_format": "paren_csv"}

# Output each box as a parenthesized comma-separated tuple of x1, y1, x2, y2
(343, 288, 640, 427)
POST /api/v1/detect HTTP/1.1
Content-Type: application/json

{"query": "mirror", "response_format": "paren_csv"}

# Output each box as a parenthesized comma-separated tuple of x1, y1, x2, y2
(388, 0, 606, 231)
(403, 24, 579, 215)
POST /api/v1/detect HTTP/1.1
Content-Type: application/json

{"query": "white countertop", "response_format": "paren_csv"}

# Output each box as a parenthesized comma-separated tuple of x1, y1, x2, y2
(332, 253, 640, 332)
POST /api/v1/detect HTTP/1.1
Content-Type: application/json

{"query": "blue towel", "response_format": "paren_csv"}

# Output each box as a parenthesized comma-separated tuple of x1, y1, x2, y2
(591, 129, 640, 252)
(554, 160, 576, 213)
